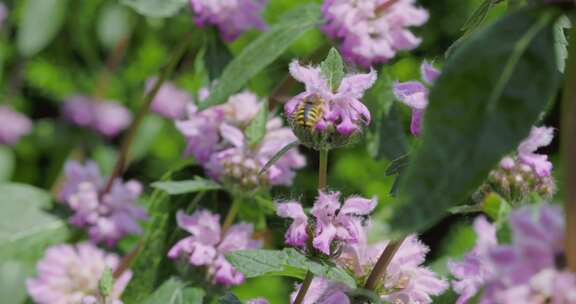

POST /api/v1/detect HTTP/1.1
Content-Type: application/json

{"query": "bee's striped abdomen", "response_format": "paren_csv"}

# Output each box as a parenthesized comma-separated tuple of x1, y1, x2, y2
(295, 99, 323, 129)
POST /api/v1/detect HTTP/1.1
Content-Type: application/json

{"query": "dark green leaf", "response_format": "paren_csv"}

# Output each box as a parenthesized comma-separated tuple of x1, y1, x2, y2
(320, 48, 345, 91)
(219, 293, 242, 304)
(99, 268, 114, 297)
(391, 7, 561, 234)
(200, 4, 322, 109)
(204, 29, 233, 81)
(245, 100, 269, 147)
(258, 140, 300, 176)
(0, 147, 14, 182)
(97, 3, 132, 50)
(152, 177, 222, 195)
(120, 0, 187, 18)
(384, 154, 410, 176)
(143, 278, 204, 304)
(461, 0, 502, 32)
(17, 0, 68, 57)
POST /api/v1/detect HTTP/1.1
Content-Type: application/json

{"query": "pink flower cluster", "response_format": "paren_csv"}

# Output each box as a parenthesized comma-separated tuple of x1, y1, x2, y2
(146, 78, 192, 119)
(321, 0, 429, 67)
(285, 61, 377, 136)
(449, 204, 576, 303)
(27, 242, 132, 304)
(276, 190, 377, 255)
(393, 61, 440, 136)
(189, 0, 267, 41)
(0, 106, 33, 145)
(59, 160, 148, 245)
(176, 90, 305, 187)
(290, 231, 448, 303)
(62, 95, 132, 137)
(168, 209, 261, 285)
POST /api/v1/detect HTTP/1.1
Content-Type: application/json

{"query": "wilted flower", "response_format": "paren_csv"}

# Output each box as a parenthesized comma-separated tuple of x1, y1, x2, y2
(62, 96, 132, 137)
(176, 90, 305, 187)
(322, 0, 428, 67)
(285, 60, 376, 149)
(393, 61, 440, 136)
(146, 78, 192, 119)
(168, 209, 262, 285)
(59, 160, 147, 245)
(276, 191, 376, 255)
(450, 204, 576, 303)
(0, 106, 33, 145)
(26, 243, 132, 304)
(189, 0, 267, 41)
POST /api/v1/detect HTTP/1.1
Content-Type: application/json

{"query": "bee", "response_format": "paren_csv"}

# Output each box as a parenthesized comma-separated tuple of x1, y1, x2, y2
(294, 95, 324, 129)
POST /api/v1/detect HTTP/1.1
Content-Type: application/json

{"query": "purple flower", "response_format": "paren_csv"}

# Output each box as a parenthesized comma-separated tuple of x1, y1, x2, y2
(290, 277, 351, 304)
(189, 0, 267, 41)
(60, 160, 147, 245)
(247, 298, 270, 304)
(448, 217, 497, 304)
(168, 209, 262, 286)
(393, 61, 440, 136)
(517, 126, 554, 177)
(146, 78, 192, 119)
(285, 60, 377, 136)
(276, 191, 376, 255)
(0, 106, 32, 145)
(62, 96, 132, 137)
(26, 243, 132, 304)
(322, 0, 428, 67)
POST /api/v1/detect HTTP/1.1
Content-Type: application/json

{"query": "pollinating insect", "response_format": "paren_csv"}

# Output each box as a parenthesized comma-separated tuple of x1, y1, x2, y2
(294, 94, 324, 129)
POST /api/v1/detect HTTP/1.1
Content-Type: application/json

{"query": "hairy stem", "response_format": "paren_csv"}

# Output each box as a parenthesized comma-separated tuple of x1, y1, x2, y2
(293, 270, 315, 304)
(363, 237, 406, 290)
(102, 33, 192, 194)
(222, 198, 242, 233)
(563, 15, 576, 272)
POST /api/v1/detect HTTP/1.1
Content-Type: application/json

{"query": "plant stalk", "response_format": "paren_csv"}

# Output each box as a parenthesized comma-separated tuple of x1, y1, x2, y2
(293, 269, 315, 304)
(563, 15, 576, 272)
(222, 198, 242, 233)
(102, 33, 192, 194)
(363, 237, 406, 290)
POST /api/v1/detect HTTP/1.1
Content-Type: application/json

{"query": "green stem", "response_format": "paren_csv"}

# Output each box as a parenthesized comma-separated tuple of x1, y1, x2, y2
(222, 198, 242, 233)
(318, 149, 328, 190)
(102, 33, 193, 194)
(293, 271, 314, 304)
(563, 14, 576, 272)
(363, 238, 406, 290)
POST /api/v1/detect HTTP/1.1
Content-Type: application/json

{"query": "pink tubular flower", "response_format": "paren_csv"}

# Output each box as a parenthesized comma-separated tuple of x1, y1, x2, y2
(26, 243, 132, 304)
(0, 106, 32, 145)
(290, 277, 351, 304)
(247, 298, 270, 304)
(276, 201, 309, 247)
(146, 78, 192, 119)
(322, 0, 428, 67)
(189, 0, 267, 41)
(168, 209, 262, 286)
(285, 60, 377, 136)
(62, 96, 132, 137)
(517, 126, 554, 177)
(176, 90, 305, 187)
(60, 160, 147, 245)
(393, 61, 440, 136)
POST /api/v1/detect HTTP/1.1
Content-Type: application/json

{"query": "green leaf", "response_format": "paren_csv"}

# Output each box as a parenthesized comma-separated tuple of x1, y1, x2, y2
(320, 48, 345, 91)
(219, 293, 242, 304)
(17, 0, 68, 57)
(391, 7, 561, 234)
(385, 154, 410, 176)
(143, 278, 204, 304)
(120, 0, 187, 18)
(554, 15, 570, 72)
(99, 267, 114, 297)
(258, 140, 300, 176)
(152, 177, 222, 195)
(200, 4, 322, 109)
(461, 0, 502, 32)
(226, 249, 357, 288)
(245, 100, 269, 147)
(0, 147, 14, 182)
(131, 115, 164, 162)
(204, 29, 233, 81)
(97, 3, 132, 50)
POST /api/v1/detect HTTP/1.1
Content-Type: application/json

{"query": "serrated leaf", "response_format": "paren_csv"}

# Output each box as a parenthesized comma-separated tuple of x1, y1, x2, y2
(152, 177, 222, 195)
(143, 278, 204, 304)
(392, 7, 561, 234)
(200, 4, 322, 109)
(554, 15, 571, 72)
(17, 0, 68, 57)
(320, 48, 345, 91)
(204, 29, 233, 81)
(258, 140, 300, 176)
(245, 100, 269, 147)
(0, 147, 14, 182)
(226, 249, 357, 288)
(120, 0, 187, 18)
(97, 3, 132, 50)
